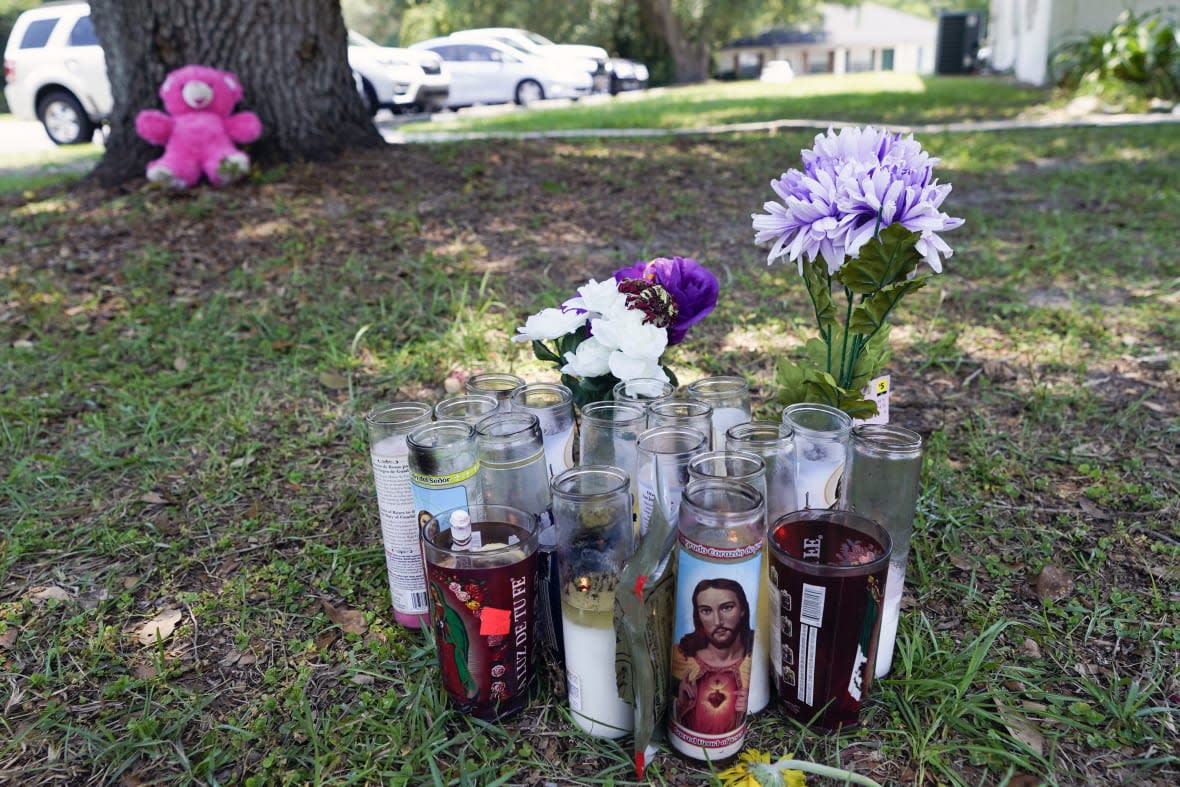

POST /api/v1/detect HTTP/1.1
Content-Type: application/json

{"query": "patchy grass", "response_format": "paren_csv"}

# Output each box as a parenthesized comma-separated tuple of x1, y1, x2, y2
(0, 106, 1177, 786)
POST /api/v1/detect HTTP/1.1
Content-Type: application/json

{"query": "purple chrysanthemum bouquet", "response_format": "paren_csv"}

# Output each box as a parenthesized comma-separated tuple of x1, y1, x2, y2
(513, 256, 719, 408)
(752, 126, 964, 417)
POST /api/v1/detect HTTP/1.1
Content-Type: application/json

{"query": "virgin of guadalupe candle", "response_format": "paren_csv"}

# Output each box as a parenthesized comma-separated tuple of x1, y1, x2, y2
(668, 478, 765, 761)
(421, 505, 539, 721)
(366, 401, 434, 629)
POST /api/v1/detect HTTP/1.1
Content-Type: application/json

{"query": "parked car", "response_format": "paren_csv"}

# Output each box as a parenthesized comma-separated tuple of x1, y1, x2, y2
(760, 60, 796, 83)
(410, 36, 592, 107)
(3, 1, 110, 144)
(448, 27, 612, 94)
(348, 31, 449, 115)
(3, 1, 439, 145)
(606, 57, 649, 94)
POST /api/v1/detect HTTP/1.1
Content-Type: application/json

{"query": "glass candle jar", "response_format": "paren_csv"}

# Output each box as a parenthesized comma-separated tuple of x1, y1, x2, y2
(725, 421, 796, 526)
(511, 382, 577, 479)
(647, 398, 713, 449)
(552, 465, 636, 738)
(465, 372, 525, 412)
(687, 376, 752, 449)
(782, 403, 852, 510)
(668, 478, 765, 761)
(612, 377, 676, 407)
(841, 424, 923, 678)
(434, 393, 501, 426)
(366, 401, 434, 628)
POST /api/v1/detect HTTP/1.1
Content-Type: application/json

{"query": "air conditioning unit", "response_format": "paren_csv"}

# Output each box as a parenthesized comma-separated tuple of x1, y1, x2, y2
(935, 11, 983, 75)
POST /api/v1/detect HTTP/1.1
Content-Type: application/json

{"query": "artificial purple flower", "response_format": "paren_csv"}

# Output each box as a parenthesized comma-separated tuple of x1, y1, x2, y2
(613, 256, 719, 345)
(752, 126, 963, 274)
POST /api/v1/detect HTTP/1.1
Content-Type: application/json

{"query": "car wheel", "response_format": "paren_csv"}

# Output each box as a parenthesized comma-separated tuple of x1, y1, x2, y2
(360, 79, 380, 117)
(37, 90, 95, 145)
(515, 79, 544, 106)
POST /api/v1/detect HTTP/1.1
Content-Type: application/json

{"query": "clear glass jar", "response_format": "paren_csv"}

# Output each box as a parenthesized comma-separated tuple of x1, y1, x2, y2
(365, 401, 434, 628)
(841, 424, 923, 678)
(782, 402, 852, 510)
(635, 425, 708, 537)
(612, 377, 676, 406)
(668, 478, 765, 760)
(510, 382, 576, 479)
(434, 393, 501, 426)
(647, 398, 713, 449)
(687, 376, 752, 449)
(465, 372, 525, 411)
(578, 400, 647, 473)
(725, 420, 795, 526)
(407, 421, 484, 561)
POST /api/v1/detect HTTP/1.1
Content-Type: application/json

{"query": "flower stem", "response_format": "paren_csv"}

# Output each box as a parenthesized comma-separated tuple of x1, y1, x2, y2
(775, 758, 884, 787)
(838, 286, 854, 388)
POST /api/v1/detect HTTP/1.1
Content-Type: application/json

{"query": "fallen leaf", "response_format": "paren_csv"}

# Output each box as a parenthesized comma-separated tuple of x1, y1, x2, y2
(950, 552, 975, 571)
(121, 773, 144, 787)
(236, 652, 259, 666)
(229, 456, 253, 469)
(350, 673, 375, 685)
(1006, 775, 1043, 787)
(132, 664, 157, 680)
(135, 609, 183, 645)
(30, 586, 71, 602)
(173, 356, 188, 372)
(139, 491, 168, 505)
(1034, 564, 1074, 603)
(443, 375, 463, 394)
(995, 697, 1045, 756)
(322, 600, 367, 635)
(1021, 638, 1042, 659)
(319, 371, 349, 389)
(218, 650, 241, 668)
(1146, 563, 1180, 582)
(316, 630, 340, 651)
(0, 629, 18, 649)
(1077, 497, 1110, 521)
(123, 576, 140, 589)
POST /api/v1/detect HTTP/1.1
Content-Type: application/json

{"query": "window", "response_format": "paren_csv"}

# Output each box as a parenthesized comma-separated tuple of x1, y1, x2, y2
(881, 48, 895, 71)
(68, 15, 98, 47)
(19, 18, 59, 49)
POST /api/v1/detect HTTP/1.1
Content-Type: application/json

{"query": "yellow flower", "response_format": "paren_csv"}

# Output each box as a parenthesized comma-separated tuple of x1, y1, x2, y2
(718, 749, 806, 787)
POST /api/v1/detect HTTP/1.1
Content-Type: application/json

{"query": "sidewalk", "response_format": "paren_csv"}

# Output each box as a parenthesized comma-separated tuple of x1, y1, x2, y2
(381, 110, 1180, 144)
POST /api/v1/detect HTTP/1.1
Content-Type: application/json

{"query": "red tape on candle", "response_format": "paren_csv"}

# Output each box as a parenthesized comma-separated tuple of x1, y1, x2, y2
(479, 606, 511, 637)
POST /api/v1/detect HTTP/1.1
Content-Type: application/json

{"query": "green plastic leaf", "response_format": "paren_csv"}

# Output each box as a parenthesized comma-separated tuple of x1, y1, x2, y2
(847, 326, 892, 392)
(532, 340, 562, 365)
(836, 224, 923, 294)
(803, 258, 837, 329)
(848, 278, 926, 336)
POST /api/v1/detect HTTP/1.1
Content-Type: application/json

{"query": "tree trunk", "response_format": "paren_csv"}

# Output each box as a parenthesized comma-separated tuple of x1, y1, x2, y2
(636, 0, 712, 84)
(89, 0, 383, 188)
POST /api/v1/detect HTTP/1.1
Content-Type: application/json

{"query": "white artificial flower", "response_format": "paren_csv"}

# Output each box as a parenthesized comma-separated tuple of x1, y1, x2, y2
(603, 310, 668, 360)
(512, 307, 587, 343)
(564, 278, 627, 319)
(609, 352, 669, 383)
(560, 336, 612, 378)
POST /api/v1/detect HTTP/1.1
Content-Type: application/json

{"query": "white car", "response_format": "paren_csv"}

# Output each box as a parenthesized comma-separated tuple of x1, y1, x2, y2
(448, 27, 611, 94)
(348, 31, 449, 115)
(3, 1, 110, 144)
(410, 36, 592, 107)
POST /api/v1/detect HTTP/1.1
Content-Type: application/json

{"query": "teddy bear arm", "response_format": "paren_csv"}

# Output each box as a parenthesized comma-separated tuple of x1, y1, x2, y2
(224, 112, 263, 144)
(135, 110, 174, 145)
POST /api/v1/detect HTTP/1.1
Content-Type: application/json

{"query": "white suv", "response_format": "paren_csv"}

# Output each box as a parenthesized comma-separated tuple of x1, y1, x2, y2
(3, 1, 110, 144)
(348, 31, 450, 115)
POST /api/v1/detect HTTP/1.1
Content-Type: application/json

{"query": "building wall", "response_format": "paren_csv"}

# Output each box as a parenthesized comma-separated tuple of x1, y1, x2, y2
(989, 0, 1163, 85)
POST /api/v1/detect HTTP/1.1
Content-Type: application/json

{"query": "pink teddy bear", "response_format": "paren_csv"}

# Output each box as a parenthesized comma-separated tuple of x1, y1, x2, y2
(135, 65, 262, 189)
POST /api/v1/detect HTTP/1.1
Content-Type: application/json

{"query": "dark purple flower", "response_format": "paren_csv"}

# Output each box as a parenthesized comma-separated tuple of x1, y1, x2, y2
(614, 256, 719, 345)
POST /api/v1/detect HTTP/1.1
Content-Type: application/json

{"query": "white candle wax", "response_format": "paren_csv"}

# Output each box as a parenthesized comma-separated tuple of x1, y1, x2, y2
(875, 562, 905, 678)
(561, 594, 633, 738)
(793, 457, 844, 509)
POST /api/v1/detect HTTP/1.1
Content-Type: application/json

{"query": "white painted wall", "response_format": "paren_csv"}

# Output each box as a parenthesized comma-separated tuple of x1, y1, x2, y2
(989, 0, 1164, 85)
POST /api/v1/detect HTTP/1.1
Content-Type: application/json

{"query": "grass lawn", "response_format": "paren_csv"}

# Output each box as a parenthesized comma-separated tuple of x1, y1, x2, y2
(0, 78, 1177, 786)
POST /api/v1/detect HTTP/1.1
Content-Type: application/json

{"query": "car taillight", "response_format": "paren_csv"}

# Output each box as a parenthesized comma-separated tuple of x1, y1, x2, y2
(3, 59, 14, 84)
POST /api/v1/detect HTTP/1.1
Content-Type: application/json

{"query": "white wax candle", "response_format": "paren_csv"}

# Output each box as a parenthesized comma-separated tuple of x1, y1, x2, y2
(562, 594, 633, 738)
(542, 424, 575, 479)
(794, 457, 844, 509)
(875, 562, 905, 678)
(370, 434, 428, 625)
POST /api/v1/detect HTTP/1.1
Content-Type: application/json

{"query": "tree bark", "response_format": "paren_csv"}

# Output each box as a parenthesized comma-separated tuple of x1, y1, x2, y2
(89, 0, 383, 188)
(635, 0, 712, 83)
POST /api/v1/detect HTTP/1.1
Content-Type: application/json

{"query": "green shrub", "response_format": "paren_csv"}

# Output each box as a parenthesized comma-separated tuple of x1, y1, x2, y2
(1051, 9, 1180, 104)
